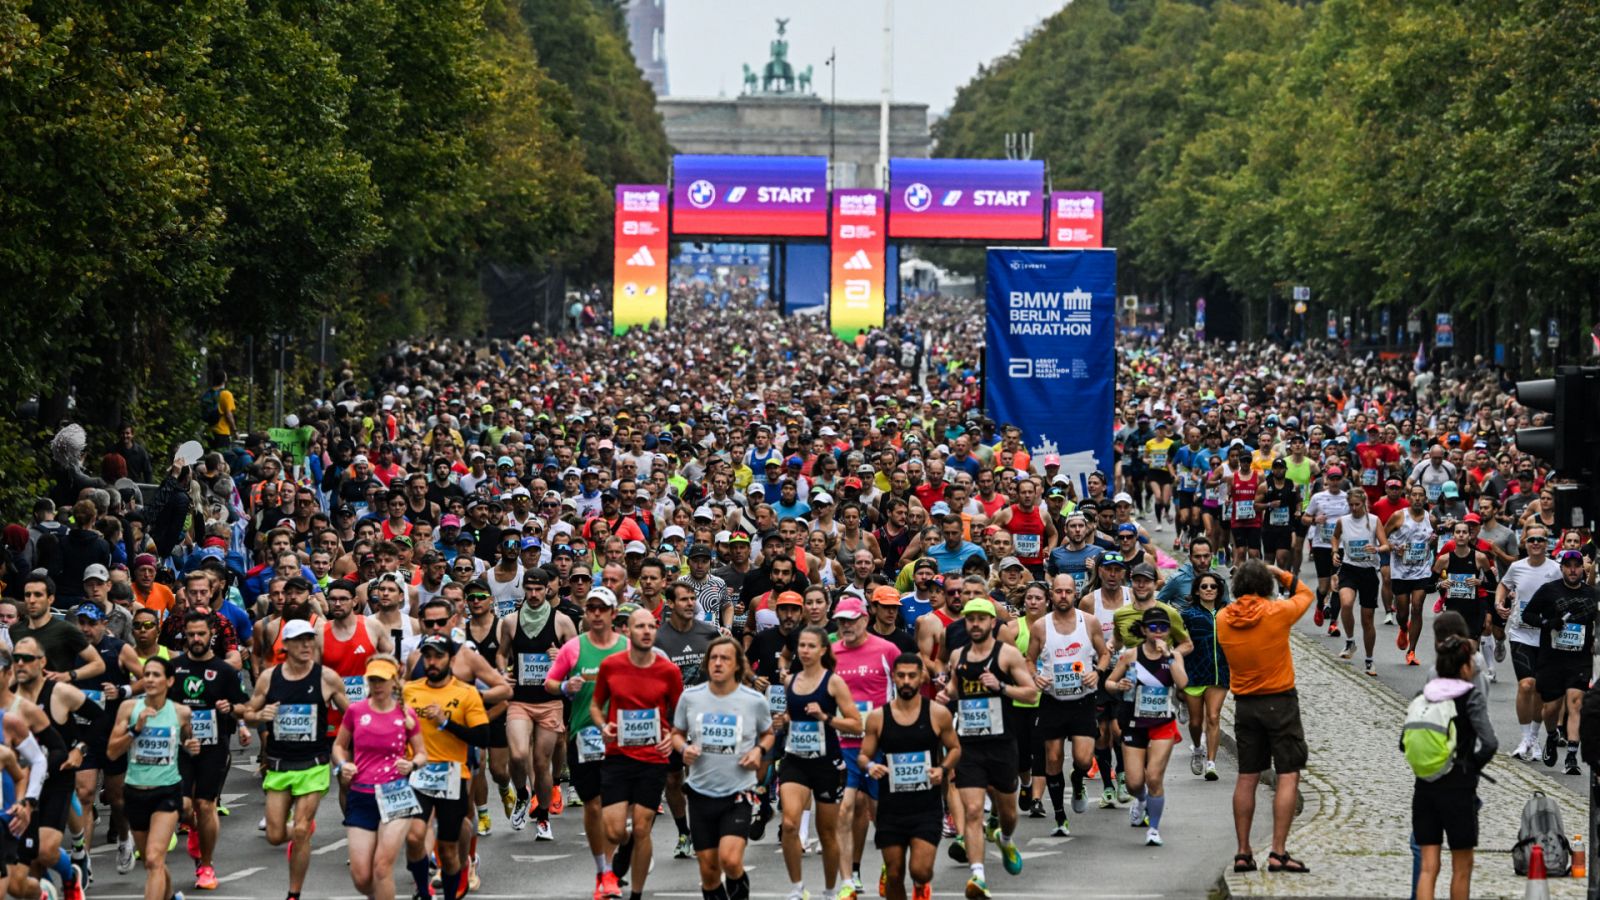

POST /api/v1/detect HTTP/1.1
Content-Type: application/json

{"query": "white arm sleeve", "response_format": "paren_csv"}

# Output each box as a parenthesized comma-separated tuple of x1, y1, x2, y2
(16, 733, 45, 801)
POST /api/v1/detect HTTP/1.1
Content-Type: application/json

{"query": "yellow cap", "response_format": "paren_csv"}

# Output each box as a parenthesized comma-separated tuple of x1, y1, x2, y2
(365, 658, 399, 682)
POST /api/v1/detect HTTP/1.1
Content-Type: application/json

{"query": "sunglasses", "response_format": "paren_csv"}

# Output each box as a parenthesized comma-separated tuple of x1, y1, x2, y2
(1144, 623, 1171, 633)
(1527, 537, 1548, 543)
(422, 618, 451, 628)
(1197, 582, 1220, 591)
(11, 654, 40, 664)
(133, 622, 158, 631)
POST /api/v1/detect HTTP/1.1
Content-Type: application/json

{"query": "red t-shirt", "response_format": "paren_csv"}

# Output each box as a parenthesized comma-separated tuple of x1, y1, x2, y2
(913, 481, 947, 511)
(1372, 496, 1409, 524)
(1355, 442, 1399, 500)
(593, 652, 684, 763)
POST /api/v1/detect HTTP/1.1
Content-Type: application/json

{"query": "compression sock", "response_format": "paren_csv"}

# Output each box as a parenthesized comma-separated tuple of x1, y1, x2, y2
(1146, 794, 1166, 829)
(703, 887, 730, 900)
(728, 872, 751, 900)
(1095, 747, 1114, 788)
(438, 867, 461, 900)
(675, 814, 691, 837)
(631, 893, 645, 900)
(1112, 741, 1125, 775)
(53, 848, 74, 883)
(800, 809, 813, 844)
(1047, 772, 1067, 820)
(595, 853, 611, 874)
(612, 836, 634, 878)
(407, 858, 432, 896)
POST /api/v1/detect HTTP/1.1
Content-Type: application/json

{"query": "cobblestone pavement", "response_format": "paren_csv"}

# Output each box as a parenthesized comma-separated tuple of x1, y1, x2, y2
(1219, 627, 1587, 899)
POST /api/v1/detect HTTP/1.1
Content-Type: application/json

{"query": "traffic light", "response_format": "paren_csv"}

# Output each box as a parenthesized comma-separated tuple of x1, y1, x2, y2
(1515, 367, 1600, 473)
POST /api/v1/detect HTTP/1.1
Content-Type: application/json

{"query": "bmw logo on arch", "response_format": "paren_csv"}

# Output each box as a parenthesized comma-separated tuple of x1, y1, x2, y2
(903, 182, 933, 212)
(687, 180, 717, 209)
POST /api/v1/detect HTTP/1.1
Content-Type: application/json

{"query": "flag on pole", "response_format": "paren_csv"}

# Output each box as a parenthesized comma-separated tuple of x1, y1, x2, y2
(1413, 341, 1427, 373)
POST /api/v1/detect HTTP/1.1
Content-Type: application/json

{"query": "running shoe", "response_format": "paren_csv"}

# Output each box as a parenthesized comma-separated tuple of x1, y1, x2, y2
(1511, 737, 1532, 760)
(1406, 651, 1418, 666)
(116, 836, 134, 875)
(63, 874, 83, 900)
(803, 836, 822, 855)
(169, 831, 178, 852)
(964, 874, 991, 898)
(1383, 612, 1395, 626)
(1204, 761, 1219, 781)
(835, 884, 858, 900)
(946, 834, 968, 864)
(188, 827, 201, 860)
(1190, 745, 1203, 776)
(1397, 629, 1408, 650)
(983, 815, 1001, 845)
(1000, 840, 1023, 875)
(1099, 787, 1117, 809)
(1312, 605, 1324, 627)
(1338, 642, 1354, 660)
(1145, 827, 1163, 846)
(535, 819, 554, 842)
(510, 798, 529, 831)
(597, 871, 623, 899)
(1566, 750, 1582, 776)
(216, 805, 229, 816)
(501, 785, 517, 818)
(1487, 666, 1497, 684)
(467, 855, 482, 893)
(1028, 797, 1045, 819)
(40, 881, 59, 900)
(1116, 774, 1132, 805)
(674, 834, 693, 859)
(550, 787, 565, 816)
(257, 816, 267, 831)
(1072, 782, 1087, 814)
(879, 863, 887, 897)
(912, 885, 931, 900)
(1545, 730, 1561, 767)
(1326, 623, 1340, 638)
(1495, 639, 1506, 663)
(194, 865, 218, 890)
(941, 815, 958, 838)
(1051, 819, 1070, 837)
(1128, 798, 1146, 828)
(1364, 658, 1376, 677)
(1432, 597, 1444, 614)
(783, 888, 810, 900)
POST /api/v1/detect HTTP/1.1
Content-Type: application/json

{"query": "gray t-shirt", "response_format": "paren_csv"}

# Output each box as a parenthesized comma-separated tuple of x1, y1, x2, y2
(672, 683, 772, 796)
(655, 618, 722, 686)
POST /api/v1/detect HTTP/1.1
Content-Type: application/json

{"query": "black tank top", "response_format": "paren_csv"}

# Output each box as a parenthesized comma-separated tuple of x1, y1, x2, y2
(1262, 481, 1299, 530)
(467, 616, 500, 675)
(875, 697, 942, 817)
(265, 663, 331, 763)
(1444, 548, 1482, 602)
(784, 668, 841, 761)
(508, 612, 562, 704)
(953, 643, 1013, 743)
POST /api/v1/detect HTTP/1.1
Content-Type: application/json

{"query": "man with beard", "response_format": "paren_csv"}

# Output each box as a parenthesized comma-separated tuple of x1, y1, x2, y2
(741, 554, 805, 635)
(320, 577, 393, 743)
(653, 581, 722, 860)
(170, 612, 252, 889)
(858, 653, 961, 900)
(1025, 575, 1110, 838)
(496, 568, 575, 841)
(682, 543, 732, 629)
(70, 602, 143, 878)
(402, 634, 489, 900)
(259, 577, 323, 668)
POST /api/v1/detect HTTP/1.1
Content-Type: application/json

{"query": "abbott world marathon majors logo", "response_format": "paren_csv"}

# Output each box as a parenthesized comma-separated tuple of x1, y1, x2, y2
(687, 179, 717, 209)
(1008, 286, 1093, 336)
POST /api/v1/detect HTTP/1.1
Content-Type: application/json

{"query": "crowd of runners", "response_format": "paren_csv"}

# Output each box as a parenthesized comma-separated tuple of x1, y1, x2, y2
(0, 296, 1589, 900)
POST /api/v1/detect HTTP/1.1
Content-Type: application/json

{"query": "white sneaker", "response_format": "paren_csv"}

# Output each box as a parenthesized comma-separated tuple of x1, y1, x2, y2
(116, 836, 135, 874)
(1384, 612, 1396, 626)
(1189, 745, 1203, 776)
(535, 819, 554, 842)
(257, 816, 267, 831)
(785, 888, 810, 900)
(802, 837, 822, 855)
(510, 798, 529, 831)
(1128, 798, 1146, 827)
(1204, 760, 1219, 781)
(1145, 827, 1163, 846)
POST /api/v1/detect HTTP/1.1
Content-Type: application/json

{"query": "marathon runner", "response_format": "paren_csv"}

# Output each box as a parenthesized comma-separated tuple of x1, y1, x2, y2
(1386, 485, 1437, 665)
(776, 625, 860, 900)
(107, 657, 201, 900)
(1104, 607, 1188, 846)
(402, 634, 489, 900)
(1522, 549, 1598, 775)
(1496, 525, 1562, 761)
(1330, 487, 1389, 676)
(169, 611, 252, 890)
(70, 600, 142, 878)
(857, 653, 959, 900)
(1026, 574, 1109, 836)
(655, 577, 723, 860)
(496, 567, 575, 840)
(332, 653, 426, 900)
(830, 597, 898, 897)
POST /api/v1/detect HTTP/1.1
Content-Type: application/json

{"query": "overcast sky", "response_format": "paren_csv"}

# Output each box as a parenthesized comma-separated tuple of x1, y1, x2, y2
(662, 0, 1067, 114)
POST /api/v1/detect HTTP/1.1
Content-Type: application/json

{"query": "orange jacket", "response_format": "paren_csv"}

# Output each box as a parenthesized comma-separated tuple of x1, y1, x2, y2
(1215, 571, 1314, 696)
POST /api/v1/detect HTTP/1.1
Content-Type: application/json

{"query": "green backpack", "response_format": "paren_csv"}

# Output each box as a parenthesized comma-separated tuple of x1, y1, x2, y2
(1402, 692, 1458, 781)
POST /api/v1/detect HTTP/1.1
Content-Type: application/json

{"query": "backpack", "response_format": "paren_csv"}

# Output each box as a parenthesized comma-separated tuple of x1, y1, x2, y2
(199, 388, 222, 426)
(1512, 791, 1572, 876)
(1401, 693, 1458, 781)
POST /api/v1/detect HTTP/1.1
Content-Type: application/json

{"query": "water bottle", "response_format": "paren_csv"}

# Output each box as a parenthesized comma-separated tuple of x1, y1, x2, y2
(1573, 833, 1587, 879)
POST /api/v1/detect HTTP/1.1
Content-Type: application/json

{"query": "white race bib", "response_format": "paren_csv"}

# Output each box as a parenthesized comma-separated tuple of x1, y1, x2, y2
(766, 685, 787, 715)
(343, 676, 368, 703)
(697, 713, 740, 755)
(1051, 662, 1083, 697)
(957, 697, 1004, 737)
(1268, 507, 1290, 527)
(619, 709, 659, 747)
(274, 704, 317, 741)
(133, 726, 175, 767)
(1448, 574, 1473, 599)
(1361, 468, 1379, 487)
(518, 653, 551, 687)
(1404, 540, 1428, 565)
(1234, 500, 1256, 521)
(495, 597, 517, 619)
(1346, 539, 1372, 563)
(1554, 623, 1586, 652)
(191, 709, 217, 745)
(888, 751, 931, 793)
(786, 720, 824, 758)
(376, 778, 422, 822)
(1014, 533, 1041, 558)
(576, 726, 606, 763)
(408, 761, 461, 799)
(1134, 684, 1172, 720)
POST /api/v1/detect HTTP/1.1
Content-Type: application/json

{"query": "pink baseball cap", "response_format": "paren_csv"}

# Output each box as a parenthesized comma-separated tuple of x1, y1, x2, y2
(833, 597, 867, 620)
(1044, 454, 1061, 466)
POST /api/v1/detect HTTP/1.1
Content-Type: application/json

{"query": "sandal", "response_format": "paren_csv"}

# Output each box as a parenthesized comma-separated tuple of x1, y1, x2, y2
(1267, 851, 1309, 873)
(1233, 853, 1257, 872)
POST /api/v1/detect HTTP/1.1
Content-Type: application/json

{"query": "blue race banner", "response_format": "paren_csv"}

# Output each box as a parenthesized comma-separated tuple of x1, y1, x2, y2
(985, 248, 1116, 498)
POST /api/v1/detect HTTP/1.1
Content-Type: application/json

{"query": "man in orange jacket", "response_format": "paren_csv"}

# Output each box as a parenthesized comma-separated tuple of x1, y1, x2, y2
(1216, 560, 1314, 876)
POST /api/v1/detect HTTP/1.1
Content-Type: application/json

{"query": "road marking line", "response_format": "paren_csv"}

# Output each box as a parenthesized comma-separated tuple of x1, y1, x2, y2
(214, 866, 265, 883)
(313, 837, 349, 855)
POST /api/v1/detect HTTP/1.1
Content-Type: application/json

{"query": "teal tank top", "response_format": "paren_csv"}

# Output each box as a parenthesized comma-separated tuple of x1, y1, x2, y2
(126, 698, 183, 788)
